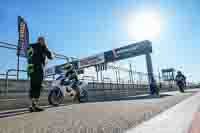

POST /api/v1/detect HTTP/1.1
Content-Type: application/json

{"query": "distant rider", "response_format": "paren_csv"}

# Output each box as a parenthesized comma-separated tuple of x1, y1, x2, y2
(63, 63, 81, 102)
(175, 71, 186, 87)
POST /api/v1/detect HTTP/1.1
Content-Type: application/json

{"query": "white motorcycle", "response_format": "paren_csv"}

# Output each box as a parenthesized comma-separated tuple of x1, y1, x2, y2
(48, 74, 88, 106)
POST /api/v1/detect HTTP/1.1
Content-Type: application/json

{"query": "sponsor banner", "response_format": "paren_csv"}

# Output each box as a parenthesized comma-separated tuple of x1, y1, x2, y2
(17, 16, 29, 57)
(104, 40, 152, 62)
(95, 63, 107, 72)
(79, 53, 105, 68)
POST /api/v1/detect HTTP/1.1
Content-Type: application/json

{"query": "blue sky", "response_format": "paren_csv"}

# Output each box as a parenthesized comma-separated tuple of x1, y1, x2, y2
(0, 0, 200, 82)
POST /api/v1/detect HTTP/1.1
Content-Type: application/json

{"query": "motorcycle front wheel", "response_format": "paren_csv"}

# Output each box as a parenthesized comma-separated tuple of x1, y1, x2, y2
(48, 87, 64, 106)
(179, 86, 185, 93)
(178, 84, 185, 93)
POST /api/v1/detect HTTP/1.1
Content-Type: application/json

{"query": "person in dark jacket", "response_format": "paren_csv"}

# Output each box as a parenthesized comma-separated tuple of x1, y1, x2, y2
(150, 77, 159, 96)
(27, 37, 53, 112)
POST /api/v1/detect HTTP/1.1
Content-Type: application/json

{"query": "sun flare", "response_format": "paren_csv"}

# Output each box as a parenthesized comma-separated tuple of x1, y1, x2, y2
(127, 11, 162, 41)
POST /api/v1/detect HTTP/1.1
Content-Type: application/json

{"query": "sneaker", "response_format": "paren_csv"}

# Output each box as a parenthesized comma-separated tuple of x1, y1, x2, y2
(29, 106, 36, 112)
(34, 105, 44, 112)
(29, 106, 44, 112)
(31, 98, 44, 112)
(29, 99, 37, 112)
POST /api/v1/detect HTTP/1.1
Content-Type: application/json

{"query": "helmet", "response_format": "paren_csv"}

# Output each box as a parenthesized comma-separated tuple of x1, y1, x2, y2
(64, 63, 73, 70)
(177, 71, 182, 75)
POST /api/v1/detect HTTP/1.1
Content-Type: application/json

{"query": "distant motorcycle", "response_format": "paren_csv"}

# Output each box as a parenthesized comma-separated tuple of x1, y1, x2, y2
(48, 75, 88, 106)
(176, 77, 185, 93)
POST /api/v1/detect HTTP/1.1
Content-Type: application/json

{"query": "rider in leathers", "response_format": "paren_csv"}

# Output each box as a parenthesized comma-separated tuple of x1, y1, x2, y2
(175, 71, 186, 88)
(63, 63, 81, 102)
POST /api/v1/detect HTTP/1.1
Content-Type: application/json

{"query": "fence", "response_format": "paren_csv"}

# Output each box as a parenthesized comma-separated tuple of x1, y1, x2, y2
(0, 41, 199, 98)
(0, 41, 78, 79)
(0, 70, 199, 100)
(0, 41, 195, 86)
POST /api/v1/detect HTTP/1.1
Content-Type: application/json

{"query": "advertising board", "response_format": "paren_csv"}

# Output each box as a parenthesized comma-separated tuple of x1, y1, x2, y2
(79, 53, 105, 68)
(104, 40, 152, 62)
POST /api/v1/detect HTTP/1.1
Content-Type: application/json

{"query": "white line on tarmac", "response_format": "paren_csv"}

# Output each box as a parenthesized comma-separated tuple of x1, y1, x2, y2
(0, 104, 66, 115)
(0, 98, 47, 101)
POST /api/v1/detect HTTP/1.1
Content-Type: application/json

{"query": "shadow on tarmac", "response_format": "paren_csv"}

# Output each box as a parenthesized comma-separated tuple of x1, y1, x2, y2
(1, 90, 196, 118)
(86, 94, 173, 103)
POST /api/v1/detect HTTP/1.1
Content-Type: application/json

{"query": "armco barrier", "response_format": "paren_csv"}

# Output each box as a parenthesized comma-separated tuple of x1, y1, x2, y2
(0, 79, 198, 101)
(0, 79, 50, 96)
(86, 82, 149, 102)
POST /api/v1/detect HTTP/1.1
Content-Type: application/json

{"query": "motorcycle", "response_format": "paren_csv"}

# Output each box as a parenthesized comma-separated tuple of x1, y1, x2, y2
(176, 77, 185, 93)
(48, 75, 88, 106)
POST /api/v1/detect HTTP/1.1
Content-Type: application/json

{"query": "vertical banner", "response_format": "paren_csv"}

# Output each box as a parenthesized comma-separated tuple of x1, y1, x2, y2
(17, 16, 29, 57)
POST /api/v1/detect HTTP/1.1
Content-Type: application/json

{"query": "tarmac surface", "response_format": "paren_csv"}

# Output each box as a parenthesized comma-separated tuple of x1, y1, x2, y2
(126, 89, 200, 133)
(0, 92, 72, 111)
(0, 89, 198, 133)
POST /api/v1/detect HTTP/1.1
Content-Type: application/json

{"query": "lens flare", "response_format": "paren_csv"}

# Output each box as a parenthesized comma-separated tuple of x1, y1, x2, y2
(127, 11, 162, 41)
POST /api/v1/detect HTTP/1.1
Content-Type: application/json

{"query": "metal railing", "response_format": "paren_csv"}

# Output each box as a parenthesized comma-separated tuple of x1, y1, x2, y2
(1, 71, 199, 101)
(103, 77, 112, 83)
(0, 41, 80, 80)
(0, 73, 16, 79)
(5, 69, 28, 96)
(0, 41, 199, 100)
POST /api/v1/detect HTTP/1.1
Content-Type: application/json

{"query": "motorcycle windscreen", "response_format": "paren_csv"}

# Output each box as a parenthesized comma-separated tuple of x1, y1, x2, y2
(176, 77, 184, 81)
(56, 75, 65, 80)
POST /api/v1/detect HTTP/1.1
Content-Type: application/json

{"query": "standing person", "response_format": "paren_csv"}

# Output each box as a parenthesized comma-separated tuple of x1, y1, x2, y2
(150, 77, 159, 96)
(27, 37, 53, 112)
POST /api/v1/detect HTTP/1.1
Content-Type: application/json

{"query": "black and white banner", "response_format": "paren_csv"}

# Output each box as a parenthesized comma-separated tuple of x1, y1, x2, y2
(79, 53, 105, 68)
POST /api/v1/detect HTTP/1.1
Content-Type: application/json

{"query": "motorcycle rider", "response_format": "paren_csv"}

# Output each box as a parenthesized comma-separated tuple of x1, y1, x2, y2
(63, 63, 81, 102)
(27, 36, 53, 112)
(175, 71, 186, 91)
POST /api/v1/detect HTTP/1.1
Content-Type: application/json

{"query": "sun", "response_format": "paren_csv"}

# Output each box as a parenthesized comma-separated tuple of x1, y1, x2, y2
(127, 11, 161, 41)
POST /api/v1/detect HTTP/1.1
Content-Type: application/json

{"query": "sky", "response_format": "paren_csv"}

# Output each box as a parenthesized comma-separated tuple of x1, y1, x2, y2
(0, 0, 200, 82)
